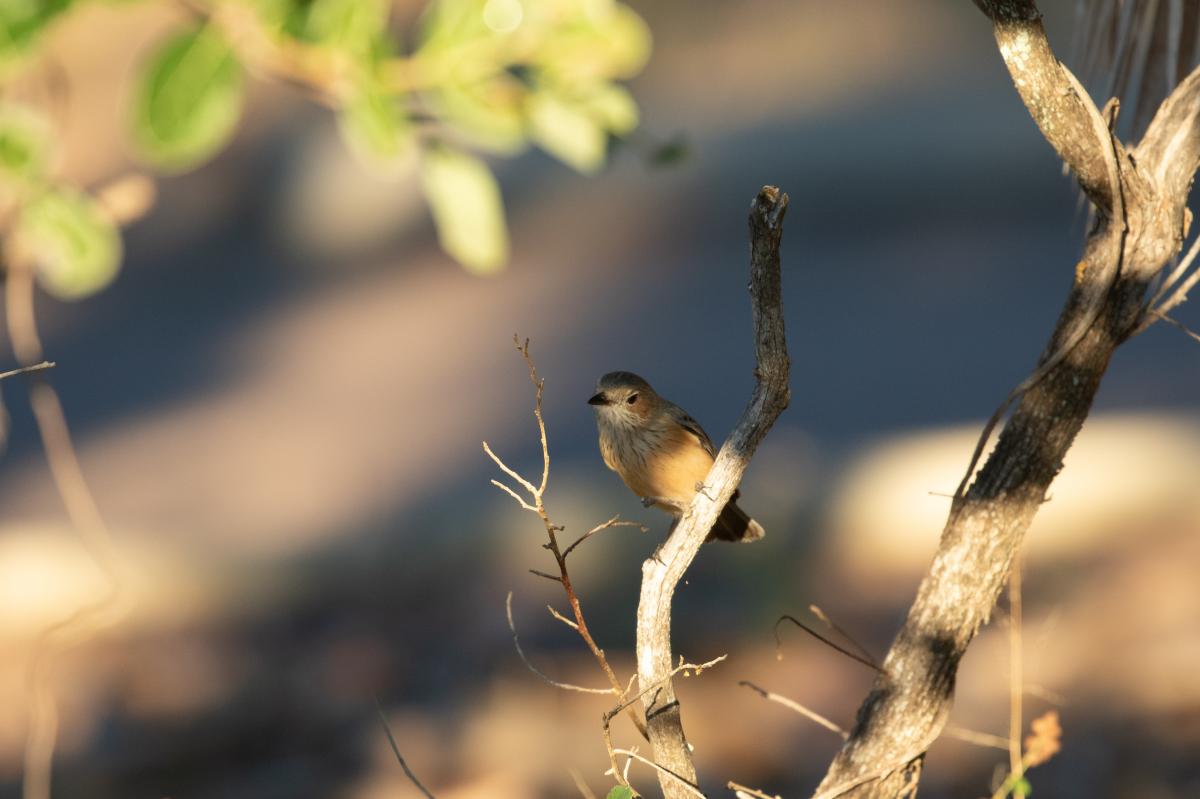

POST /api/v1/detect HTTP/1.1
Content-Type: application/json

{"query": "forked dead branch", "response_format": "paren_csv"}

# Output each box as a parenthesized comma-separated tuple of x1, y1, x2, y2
(811, 2, 1200, 797)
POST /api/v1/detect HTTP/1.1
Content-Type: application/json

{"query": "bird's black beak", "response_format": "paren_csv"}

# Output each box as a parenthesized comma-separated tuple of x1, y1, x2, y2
(587, 392, 610, 406)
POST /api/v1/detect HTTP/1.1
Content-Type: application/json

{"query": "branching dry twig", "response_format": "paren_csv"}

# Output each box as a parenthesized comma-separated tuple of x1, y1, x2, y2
(505, 592, 614, 695)
(603, 656, 727, 793)
(485, 337, 649, 740)
(612, 748, 708, 799)
(635, 186, 791, 798)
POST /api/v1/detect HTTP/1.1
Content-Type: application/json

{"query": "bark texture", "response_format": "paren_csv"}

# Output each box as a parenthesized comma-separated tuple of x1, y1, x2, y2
(637, 186, 791, 798)
(812, 4, 1200, 797)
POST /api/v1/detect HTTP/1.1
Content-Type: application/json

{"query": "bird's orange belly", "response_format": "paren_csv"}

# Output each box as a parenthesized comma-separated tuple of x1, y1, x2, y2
(630, 433, 714, 512)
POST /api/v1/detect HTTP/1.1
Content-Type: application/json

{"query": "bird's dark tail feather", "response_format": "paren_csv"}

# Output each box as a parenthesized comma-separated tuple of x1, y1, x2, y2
(707, 493, 765, 543)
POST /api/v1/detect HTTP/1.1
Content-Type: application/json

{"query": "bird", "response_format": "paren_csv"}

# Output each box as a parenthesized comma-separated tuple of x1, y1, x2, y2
(587, 371, 764, 543)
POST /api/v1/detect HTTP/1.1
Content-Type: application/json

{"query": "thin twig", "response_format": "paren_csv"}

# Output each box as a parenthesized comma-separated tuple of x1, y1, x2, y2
(514, 336, 551, 497)
(611, 749, 707, 798)
(568, 767, 599, 799)
(0, 361, 55, 381)
(603, 656, 727, 790)
(728, 781, 782, 799)
(1008, 559, 1025, 794)
(1148, 226, 1200, 307)
(943, 725, 1011, 751)
(563, 514, 646, 559)
(490, 478, 536, 511)
(505, 592, 614, 695)
(375, 700, 437, 799)
(1158, 312, 1200, 342)
(548, 604, 580, 630)
(529, 569, 564, 583)
(737, 681, 847, 739)
(483, 442, 539, 499)
(808, 604, 881, 669)
(774, 615, 885, 675)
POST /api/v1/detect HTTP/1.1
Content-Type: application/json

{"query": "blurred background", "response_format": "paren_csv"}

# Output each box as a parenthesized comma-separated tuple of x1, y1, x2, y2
(1, 1, 1199, 797)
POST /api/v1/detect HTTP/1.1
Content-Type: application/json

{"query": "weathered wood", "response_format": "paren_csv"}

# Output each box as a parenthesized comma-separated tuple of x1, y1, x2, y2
(811, 5, 1199, 798)
(636, 186, 791, 798)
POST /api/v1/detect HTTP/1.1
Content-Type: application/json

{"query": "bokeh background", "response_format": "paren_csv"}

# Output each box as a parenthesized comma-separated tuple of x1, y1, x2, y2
(2, 1, 1199, 798)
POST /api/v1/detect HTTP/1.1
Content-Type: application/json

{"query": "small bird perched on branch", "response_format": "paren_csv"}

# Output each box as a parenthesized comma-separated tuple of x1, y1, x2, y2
(588, 371, 764, 543)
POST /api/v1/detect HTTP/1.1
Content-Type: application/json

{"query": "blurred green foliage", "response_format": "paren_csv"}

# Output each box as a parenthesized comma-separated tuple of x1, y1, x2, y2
(605, 786, 634, 799)
(133, 24, 246, 172)
(0, 0, 651, 294)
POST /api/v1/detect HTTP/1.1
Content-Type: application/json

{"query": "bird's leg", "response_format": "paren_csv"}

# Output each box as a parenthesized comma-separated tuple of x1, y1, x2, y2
(693, 481, 715, 501)
(641, 495, 684, 512)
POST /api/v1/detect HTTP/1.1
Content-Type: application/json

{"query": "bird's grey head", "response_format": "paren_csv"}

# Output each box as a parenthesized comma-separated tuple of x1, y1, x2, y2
(588, 371, 660, 424)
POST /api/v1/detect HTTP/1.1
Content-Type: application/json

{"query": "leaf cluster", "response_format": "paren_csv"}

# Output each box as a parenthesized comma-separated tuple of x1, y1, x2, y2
(0, 0, 651, 295)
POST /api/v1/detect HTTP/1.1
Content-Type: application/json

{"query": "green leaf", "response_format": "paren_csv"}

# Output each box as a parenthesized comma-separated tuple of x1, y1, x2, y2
(605, 787, 634, 799)
(338, 82, 414, 171)
(0, 0, 73, 68)
(133, 24, 245, 172)
(529, 2, 651, 85)
(416, 0, 488, 55)
(17, 186, 122, 299)
(294, 0, 389, 54)
(1012, 776, 1033, 797)
(528, 90, 607, 173)
(581, 83, 638, 135)
(420, 146, 508, 273)
(427, 77, 528, 155)
(0, 103, 53, 185)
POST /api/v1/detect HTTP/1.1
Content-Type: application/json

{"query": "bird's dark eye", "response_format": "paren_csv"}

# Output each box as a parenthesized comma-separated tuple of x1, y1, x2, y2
(626, 393, 639, 405)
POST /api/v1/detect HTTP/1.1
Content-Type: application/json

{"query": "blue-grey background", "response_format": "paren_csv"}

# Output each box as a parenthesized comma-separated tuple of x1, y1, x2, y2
(1, 1, 1197, 798)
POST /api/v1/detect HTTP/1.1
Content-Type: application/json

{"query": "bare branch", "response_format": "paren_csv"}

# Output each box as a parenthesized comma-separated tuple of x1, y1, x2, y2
(1143, 224, 1200, 315)
(490, 478, 536, 511)
(1007, 561, 1025, 784)
(375, 701, 438, 799)
(487, 344, 649, 739)
(635, 185, 790, 797)
(943, 725, 1011, 751)
(529, 569, 564, 583)
(563, 515, 646, 559)
(568, 767, 598, 799)
(547, 604, 580, 630)
(512, 334, 551, 496)
(1136, 62, 1200, 200)
(728, 781, 783, 799)
(611, 749, 707, 799)
(1158, 312, 1200, 342)
(774, 615, 884, 675)
(0, 361, 55, 381)
(482, 441, 539, 499)
(505, 592, 615, 695)
(738, 681, 847, 739)
(807, 605, 880, 669)
(973, 1, 1121, 212)
(1142, 254, 1200, 328)
(811, 3, 1200, 795)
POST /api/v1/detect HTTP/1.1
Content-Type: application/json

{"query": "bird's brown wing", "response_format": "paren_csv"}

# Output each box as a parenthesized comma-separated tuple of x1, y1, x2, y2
(670, 405, 717, 459)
